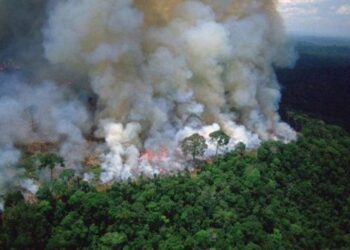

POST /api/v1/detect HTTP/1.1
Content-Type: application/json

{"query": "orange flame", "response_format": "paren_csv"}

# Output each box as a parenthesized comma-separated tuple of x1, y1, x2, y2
(140, 148, 168, 162)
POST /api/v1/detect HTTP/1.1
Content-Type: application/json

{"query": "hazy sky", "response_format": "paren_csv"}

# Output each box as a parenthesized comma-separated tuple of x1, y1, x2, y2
(279, 0, 350, 38)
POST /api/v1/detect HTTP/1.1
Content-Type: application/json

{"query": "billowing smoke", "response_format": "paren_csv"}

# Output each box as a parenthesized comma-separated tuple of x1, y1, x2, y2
(0, 74, 90, 207)
(0, 0, 297, 200)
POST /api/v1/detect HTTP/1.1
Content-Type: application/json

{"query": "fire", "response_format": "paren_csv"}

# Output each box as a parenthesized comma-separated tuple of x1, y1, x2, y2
(140, 148, 169, 162)
(139, 148, 170, 176)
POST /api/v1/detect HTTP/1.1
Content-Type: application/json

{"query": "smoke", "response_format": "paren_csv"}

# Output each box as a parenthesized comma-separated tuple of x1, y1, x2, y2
(0, 74, 90, 202)
(43, 0, 297, 181)
(0, 0, 297, 195)
(20, 179, 39, 195)
(0, 0, 49, 76)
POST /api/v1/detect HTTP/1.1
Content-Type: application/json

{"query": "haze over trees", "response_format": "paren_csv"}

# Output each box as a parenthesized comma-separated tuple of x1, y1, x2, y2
(209, 130, 230, 158)
(181, 133, 208, 163)
(0, 1, 349, 248)
(1, 114, 349, 249)
(278, 37, 350, 132)
(37, 153, 65, 181)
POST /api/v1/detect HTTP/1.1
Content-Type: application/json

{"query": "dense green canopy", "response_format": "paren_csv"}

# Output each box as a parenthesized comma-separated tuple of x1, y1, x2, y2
(1, 115, 349, 249)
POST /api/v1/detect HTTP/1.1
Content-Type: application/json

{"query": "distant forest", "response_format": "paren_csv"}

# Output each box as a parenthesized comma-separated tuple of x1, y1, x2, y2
(278, 38, 350, 132)
(1, 37, 350, 249)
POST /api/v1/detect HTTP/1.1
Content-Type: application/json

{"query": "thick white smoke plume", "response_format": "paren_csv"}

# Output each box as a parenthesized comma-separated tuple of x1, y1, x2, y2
(44, 0, 297, 181)
(0, 75, 90, 204)
(0, 0, 297, 199)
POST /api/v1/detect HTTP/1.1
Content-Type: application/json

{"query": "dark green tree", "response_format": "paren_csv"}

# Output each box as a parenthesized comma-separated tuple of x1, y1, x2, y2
(37, 153, 65, 181)
(209, 130, 230, 158)
(1, 114, 350, 250)
(99, 232, 127, 249)
(181, 133, 208, 163)
(235, 142, 246, 157)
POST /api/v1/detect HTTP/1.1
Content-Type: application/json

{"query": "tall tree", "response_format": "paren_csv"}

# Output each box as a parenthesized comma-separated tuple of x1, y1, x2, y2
(209, 130, 230, 158)
(181, 133, 208, 163)
(38, 153, 65, 181)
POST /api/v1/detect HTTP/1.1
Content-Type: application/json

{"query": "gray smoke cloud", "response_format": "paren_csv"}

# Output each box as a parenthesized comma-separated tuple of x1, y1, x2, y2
(0, 0, 297, 202)
(44, 0, 297, 181)
(0, 74, 90, 207)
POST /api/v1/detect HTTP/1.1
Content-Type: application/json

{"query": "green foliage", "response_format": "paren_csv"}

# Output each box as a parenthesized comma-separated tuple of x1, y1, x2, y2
(209, 130, 230, 155)
(37, 153, 65, 170)
(99, 232, 127, 249)
(0, 115, 350, 249)
(37, 153, 65, 181)
(181, 133, 208, 162)
(19, 154, 38, 179)
(89, 164, 103, 183)
(59, 169, 76, 182)
(3, 191, 24, 211)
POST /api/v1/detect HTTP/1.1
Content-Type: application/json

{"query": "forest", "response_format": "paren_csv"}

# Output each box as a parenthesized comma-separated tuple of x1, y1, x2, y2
(1, 112, 349, 249)
(278, 38, 350, 132)
(0, 2, 350, 248)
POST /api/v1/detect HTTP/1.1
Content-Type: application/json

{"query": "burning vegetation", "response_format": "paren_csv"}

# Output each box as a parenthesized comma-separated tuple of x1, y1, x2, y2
(1, 2, 350, 249)
(0, 0, 297, 206)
